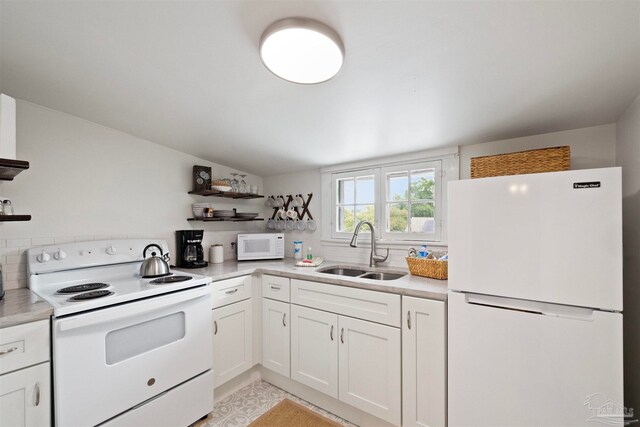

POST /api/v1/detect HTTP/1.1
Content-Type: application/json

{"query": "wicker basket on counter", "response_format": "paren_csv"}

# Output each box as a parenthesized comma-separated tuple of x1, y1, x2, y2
(470, 146, 570, 178)
(406, 257, 448, 280)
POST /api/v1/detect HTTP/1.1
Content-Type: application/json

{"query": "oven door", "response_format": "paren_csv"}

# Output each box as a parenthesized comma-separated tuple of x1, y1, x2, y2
(52, 286, 212, 427)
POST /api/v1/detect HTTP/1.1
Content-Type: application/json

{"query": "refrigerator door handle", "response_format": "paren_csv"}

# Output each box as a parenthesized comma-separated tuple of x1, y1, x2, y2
(465, 294, 595, 322)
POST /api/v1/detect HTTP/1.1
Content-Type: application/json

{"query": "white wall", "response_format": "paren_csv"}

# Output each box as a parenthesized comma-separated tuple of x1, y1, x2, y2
(265, 124, 617, 267)
(460, 124, 616, 179)
(0, 100, 266, 289)
(616, 95, 640, 415)
(262, 169, 323, 260)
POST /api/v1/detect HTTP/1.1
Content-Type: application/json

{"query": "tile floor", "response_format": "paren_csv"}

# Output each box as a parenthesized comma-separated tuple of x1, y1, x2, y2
(194, 380, 357, 427)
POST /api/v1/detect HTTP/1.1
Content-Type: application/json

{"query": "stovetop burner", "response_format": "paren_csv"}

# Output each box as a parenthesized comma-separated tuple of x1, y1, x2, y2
(149, 275, 193, 285)
(58, 283, 110, 294)
(68, 290, 114, 302)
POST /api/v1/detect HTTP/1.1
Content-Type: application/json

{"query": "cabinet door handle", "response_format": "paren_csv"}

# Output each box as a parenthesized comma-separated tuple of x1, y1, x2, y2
(270, 285, 281, 291)
(407, 311, 412, 330)
(0, 346, 18, 356)
(225, 288, 238, 294)
(214, 320, 218, 335)
(330, 325, 334, 341)
(282, 313, 287, 327)
(340, 328, 344, 344)
(34, 382, 40, 406)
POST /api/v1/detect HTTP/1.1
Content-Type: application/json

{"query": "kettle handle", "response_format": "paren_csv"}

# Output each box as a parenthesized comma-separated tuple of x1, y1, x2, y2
(143, 244, 164, 259)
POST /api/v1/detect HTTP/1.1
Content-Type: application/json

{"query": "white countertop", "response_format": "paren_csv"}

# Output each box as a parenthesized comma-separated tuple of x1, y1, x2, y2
(177, 259, 448, 301)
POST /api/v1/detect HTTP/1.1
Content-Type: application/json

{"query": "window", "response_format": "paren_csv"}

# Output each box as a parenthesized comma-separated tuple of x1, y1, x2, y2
(332, 169, 378, 237)
(323, 148, 458, 243)
(381, 161, 441, 241)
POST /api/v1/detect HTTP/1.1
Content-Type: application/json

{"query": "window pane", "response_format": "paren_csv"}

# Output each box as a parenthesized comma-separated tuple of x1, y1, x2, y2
(355, 176, 375, 204)
(337, 206, 355, 232)
(338, 178, 355, 204)
(410, 202, 435, 233)
(387, 173, 408, 202)
(355, 205, 375, 225)
(386, 203, 408, 232)
(410, 169, 435, 200)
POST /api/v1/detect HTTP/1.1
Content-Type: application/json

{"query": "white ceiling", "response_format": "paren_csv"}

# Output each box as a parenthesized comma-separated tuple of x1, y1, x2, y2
(1, 1, 639, 177)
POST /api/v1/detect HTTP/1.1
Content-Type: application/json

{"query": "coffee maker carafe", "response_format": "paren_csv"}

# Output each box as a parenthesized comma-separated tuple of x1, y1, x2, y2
(176, 230, 208, 268)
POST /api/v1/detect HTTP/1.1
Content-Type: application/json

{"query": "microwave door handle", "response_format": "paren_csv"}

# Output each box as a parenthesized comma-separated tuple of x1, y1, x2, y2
(57, 288, 210, 332)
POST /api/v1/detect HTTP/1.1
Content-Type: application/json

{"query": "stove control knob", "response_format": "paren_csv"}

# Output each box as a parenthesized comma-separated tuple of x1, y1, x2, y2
(37, 251, 51, 263)
(54, 250, 67, 260)
(106, 245, 117, 255)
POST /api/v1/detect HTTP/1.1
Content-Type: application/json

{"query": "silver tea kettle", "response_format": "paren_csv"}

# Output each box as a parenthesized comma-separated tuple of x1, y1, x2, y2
(140, 244, 171, 278)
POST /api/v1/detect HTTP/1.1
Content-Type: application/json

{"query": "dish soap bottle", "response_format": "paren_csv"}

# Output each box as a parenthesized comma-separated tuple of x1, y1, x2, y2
(306, 246, 313, 261)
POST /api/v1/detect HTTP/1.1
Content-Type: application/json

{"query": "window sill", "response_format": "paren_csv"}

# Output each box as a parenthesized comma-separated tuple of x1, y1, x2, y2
(320, 238, 448, 249)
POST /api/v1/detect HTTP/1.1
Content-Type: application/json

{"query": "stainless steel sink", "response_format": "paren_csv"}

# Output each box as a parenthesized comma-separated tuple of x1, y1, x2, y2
(316, 266, 406, 281)
(316, 267, 368, 277)
(359, 272, 406, 281)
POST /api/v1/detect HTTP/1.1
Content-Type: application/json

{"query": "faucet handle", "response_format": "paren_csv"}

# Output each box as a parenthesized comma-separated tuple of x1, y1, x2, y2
(373, 247, 390, 263)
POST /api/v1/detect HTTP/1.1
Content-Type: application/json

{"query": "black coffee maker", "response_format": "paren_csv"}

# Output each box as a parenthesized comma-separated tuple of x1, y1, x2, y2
(176, 230, 208, 268)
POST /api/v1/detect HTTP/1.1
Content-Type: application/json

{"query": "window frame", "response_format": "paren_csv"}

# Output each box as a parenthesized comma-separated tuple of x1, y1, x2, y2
(330, 168, 380, 240)
(379, 160, 442, 242)
(321, 147, 459, 246)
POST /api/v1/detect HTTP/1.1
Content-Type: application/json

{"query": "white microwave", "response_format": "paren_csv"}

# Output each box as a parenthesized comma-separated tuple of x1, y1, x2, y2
(237, 233, 285, 261)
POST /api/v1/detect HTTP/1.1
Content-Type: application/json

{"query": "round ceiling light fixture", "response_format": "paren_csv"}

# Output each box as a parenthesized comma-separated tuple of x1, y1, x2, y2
(260, 18, 345, 84)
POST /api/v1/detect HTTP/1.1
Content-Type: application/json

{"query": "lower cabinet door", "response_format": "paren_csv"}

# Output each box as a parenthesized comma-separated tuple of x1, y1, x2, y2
(402, 296, 446, 427)
(212, 299, 253, 387)
(261, 298, 290, 377)
(338, 316, 401, 426)
(0, 362, 51, 427)
(291, 305, 338, 398)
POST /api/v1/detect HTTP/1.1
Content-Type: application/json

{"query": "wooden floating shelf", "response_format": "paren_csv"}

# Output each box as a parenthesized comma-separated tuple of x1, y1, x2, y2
(189, 190, 265, 200)
(0, 215, 31, 222)
(187, 217, 264, 222)
(0, 158, 30, 181)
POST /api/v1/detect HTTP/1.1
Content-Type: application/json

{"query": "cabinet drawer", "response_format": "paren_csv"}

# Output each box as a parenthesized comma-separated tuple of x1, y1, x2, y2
(291, 279, 401, 327)
(262, 275, 290, 302)
(211, 275, 252, 309)
(0, 320, 50, 375)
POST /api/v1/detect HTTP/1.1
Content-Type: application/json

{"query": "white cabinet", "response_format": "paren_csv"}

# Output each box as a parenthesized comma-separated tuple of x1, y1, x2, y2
(338, 315, 401, 426)
(290, 303, 401, 425)
(0, 362, 51, 427)
(402, 296, 446, 427)
(290, 305, 338, 398)
(211, 275, 252, 309)
(210, 275, 254, 388)
(262, 298, 290, 377)
(0, 319, 51, 427)
(262, 275, 290, 302)
(212, 299, 253, 387)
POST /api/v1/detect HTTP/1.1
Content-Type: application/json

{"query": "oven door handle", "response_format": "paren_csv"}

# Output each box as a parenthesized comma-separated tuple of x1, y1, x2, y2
(57, 286, 210, 332)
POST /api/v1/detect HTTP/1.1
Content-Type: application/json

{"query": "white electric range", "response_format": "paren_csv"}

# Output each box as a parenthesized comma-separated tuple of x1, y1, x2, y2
(27, 239, 214, 427)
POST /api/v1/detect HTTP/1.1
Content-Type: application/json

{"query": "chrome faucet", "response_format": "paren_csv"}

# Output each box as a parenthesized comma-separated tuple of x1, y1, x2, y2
(349, 220, 389, 268)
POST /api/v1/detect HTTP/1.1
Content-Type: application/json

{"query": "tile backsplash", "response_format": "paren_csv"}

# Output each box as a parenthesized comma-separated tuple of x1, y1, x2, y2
(0, 231, 242, 290)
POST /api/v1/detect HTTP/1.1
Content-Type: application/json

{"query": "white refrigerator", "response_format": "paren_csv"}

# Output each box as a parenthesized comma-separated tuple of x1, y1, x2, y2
(448, 167, 624, 427)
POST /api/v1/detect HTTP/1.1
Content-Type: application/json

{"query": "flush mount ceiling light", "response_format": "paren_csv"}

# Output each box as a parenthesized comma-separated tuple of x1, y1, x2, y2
(260, 18, 344, 84)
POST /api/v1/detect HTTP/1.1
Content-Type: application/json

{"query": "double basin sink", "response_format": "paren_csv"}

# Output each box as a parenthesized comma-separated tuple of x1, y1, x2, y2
(316, 266, 406, 281)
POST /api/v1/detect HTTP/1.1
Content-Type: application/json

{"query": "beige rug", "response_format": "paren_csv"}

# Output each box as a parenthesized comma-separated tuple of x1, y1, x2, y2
(249, 399, 342, 427)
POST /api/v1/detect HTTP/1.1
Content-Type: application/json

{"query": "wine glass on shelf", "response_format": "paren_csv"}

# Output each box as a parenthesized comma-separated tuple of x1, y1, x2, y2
(230, 173, 239, 192)
(239, 174, 248, 193)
